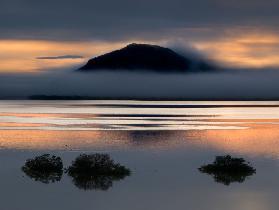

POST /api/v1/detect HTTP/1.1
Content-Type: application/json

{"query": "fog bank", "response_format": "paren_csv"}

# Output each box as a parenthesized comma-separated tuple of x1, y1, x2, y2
(0, 68, 279, 99)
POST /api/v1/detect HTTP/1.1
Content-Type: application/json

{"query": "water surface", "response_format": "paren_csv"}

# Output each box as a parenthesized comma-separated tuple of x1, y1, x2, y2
(0, 101, 279, 210)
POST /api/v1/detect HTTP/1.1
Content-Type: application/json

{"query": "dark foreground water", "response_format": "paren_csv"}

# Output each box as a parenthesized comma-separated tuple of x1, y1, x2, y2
(1, 101, 279, 210)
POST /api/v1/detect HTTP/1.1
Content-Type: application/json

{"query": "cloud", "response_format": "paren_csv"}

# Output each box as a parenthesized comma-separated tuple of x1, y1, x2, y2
(191, 30, 279, 68)
(1, 0, 279, 41)
(2, 0, 279, 69)
(0, 40, 126, 72)
(36, 55, 84, 60)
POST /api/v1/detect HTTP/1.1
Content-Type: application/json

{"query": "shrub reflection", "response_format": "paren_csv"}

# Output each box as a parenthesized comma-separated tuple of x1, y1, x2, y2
(66, 153, 131, 190)
(22, 154, 63, 184)
(199, 155, 256, 185)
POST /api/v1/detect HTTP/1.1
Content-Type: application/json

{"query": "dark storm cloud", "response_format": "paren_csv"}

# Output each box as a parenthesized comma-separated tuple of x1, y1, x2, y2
(1, 0, 279, 41)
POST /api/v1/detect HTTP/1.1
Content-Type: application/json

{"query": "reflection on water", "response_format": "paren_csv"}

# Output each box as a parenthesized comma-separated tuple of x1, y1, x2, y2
(22, 154, 63, 184)
(199, 155, 256, 185)
(22, 153, 131, 191)
(22, 165, 63, 184)
(1, 100, 279, 131)
(68, 172, 129, 191)
(1, 101, 279, 210)
(1, 126, 279, 158)
(0, 101, 279, 157)
(66, 153, 131, 191)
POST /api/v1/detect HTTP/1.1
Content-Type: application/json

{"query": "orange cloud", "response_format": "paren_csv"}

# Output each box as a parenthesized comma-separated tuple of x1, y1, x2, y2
(2, 31, 279, 73)
(0, 40, 126, 72)
(193, 32, 279, 68)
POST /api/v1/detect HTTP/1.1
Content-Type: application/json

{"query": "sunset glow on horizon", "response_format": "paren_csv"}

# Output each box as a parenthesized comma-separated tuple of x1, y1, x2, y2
(2, 31, 279, 73)
(193, 32, 279, 68)
(0, 40, 126, 72)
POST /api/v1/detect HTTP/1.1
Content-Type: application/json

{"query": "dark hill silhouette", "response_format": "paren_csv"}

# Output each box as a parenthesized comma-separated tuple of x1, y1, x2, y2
(79, 43, 216, 72)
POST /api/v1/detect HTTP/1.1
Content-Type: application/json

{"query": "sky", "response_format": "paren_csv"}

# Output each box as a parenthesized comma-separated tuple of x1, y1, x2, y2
(2, 0, 279, 72)
(1, 0, 279, 99)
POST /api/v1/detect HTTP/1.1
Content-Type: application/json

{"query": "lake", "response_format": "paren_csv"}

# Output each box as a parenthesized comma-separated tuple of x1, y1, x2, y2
(1, 100, 279, 210)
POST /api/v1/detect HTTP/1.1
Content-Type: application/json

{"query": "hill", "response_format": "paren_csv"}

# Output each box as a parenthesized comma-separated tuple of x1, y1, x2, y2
(79, 43, 215, 72)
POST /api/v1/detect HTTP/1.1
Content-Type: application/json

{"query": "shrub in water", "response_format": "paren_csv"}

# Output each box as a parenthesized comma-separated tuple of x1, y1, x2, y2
(22, 154, 63, 184)
(66, 153, 131, 190)
(199, 155, 256, 185)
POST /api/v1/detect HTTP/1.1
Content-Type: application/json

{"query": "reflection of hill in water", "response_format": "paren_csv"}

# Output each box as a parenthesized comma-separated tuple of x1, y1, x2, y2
(199, 155, 256, 185)
(129, 131, 172, 144)
(22, 154, 63, 184)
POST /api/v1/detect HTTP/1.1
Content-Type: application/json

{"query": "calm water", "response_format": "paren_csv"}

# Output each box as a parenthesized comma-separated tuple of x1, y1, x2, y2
(1, 100, 279, 210)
